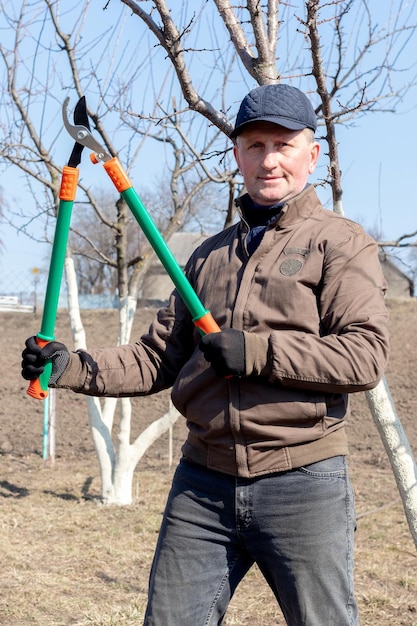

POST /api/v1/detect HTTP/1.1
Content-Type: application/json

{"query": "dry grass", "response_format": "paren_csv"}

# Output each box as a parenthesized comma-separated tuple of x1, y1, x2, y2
(1, 300, 416, 624)
(0, 458, 160, 625)
(1, 451, 416, 625)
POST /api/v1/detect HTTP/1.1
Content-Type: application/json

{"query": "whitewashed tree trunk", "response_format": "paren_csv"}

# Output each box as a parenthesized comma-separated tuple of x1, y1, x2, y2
(111, 401, 180, 505)
(130, 401, 180, 469)
(366, 377, 417, 549)
(329, 196, 417, 550)
(64, 257, 179, 505)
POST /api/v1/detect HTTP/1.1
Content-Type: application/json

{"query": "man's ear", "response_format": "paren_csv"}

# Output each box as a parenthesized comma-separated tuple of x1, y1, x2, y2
(308, 142, 320, 175)
(233, 143, 240, 170)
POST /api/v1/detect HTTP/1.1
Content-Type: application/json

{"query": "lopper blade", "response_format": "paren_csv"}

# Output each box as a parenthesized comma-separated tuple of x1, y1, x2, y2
(67, 96, 90, 168)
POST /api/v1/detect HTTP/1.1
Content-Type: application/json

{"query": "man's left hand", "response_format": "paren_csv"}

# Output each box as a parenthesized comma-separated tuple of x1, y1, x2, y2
(199, 329, 246, 377)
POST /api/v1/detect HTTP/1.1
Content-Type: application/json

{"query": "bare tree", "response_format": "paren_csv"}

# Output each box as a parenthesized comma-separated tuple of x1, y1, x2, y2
(305, 0, 417, 550)
(0, 0, 158, 503)
(119, 0, 417, 206)
(118, 0, 417, 544)
(0, 0, 235, 504)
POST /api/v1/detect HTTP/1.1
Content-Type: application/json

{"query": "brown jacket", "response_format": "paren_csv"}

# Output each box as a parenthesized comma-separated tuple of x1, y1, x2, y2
(57, 185, 389, 477)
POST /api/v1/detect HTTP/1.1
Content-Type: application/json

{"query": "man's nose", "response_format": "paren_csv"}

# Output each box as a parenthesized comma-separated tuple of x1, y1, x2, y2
(262, 150, 279, 169)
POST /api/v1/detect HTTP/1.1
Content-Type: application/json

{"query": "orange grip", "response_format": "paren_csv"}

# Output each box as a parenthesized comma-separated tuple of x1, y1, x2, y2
(100, 157, 132, 192)
(26, 337, 50, 400)
(27, 377, 49, 400)
(59, 166, 79, 201)
(193, 311, 222, 335)
(34, 338, 49, 349)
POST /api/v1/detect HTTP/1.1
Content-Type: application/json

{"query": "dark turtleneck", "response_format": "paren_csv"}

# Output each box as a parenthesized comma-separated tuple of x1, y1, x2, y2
(236, 193, 284, 255)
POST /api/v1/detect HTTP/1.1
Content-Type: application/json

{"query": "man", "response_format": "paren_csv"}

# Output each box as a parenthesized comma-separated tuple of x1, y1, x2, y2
(22, 83, 389, 625)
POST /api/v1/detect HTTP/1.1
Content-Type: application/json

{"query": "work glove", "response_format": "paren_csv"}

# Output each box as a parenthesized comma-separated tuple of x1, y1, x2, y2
(199, 329, 271, 378)
(21, 336, 70, 385)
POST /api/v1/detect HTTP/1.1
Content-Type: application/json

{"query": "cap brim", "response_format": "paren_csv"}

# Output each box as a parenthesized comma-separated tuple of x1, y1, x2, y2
(230, 115, 310, 139)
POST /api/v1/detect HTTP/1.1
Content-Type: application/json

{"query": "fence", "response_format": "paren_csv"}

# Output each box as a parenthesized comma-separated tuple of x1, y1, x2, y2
(0, 269, 47, 311)
(0, 270, 118, 311)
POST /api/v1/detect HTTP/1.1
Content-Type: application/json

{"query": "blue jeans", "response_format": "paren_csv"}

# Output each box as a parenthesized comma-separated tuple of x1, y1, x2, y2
(144, 456, 358, 626)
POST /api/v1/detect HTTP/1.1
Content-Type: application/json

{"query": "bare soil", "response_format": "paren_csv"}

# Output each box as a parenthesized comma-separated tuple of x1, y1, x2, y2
(0, 300, 416, 625)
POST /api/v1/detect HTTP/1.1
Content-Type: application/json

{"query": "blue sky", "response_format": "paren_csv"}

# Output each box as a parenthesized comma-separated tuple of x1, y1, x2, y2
(1, 0, 416, 287)
(2, 99, 415, 283)
(316, 109, 417, 238)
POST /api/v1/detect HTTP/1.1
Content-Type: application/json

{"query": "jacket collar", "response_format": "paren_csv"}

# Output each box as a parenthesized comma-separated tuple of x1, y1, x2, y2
(235, 193, 284, 228)
(236, 184, 321, 229)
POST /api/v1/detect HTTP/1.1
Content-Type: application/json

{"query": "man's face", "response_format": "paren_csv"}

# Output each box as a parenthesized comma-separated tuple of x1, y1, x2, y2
(233, 122, 320, 206)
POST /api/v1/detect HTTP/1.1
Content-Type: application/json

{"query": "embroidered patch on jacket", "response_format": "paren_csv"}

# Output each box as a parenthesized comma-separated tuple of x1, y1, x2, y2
(283, 247, 310, 258)
(279, 258, 303, 276)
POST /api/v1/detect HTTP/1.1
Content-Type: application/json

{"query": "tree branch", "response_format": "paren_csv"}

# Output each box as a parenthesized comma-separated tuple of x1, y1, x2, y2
(247, 0, 279, 82)
(119, 0, 233, 134)
(305, 0, 344, 214)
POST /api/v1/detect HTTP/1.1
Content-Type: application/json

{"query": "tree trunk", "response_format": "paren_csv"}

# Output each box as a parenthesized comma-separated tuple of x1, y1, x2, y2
(102, 403, 180, 506)
(366, 377, 417, 549)
(64, 256, 179, 505)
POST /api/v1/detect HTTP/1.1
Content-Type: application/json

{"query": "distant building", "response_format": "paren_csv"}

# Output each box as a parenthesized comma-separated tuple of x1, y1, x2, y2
(379, 252, 414, 299)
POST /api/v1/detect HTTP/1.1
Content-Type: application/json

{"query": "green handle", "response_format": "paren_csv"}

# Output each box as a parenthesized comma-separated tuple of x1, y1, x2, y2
(27, 167, 78, 399)
(38, 198, 74, 338)
(101, 157, 221, 334)
(122, 186, 208, 320)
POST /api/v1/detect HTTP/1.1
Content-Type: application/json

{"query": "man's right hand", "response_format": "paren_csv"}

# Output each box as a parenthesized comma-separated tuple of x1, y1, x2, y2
(21, 336, 70, 385)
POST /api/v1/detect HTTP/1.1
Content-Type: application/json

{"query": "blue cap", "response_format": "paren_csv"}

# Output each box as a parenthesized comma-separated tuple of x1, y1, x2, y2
(231, 84, 317, 138)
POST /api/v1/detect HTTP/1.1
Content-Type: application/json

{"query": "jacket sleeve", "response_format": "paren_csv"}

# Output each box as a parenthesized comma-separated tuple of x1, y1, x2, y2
(267, 231, 389, 393)
(54, 292, 196, 397)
